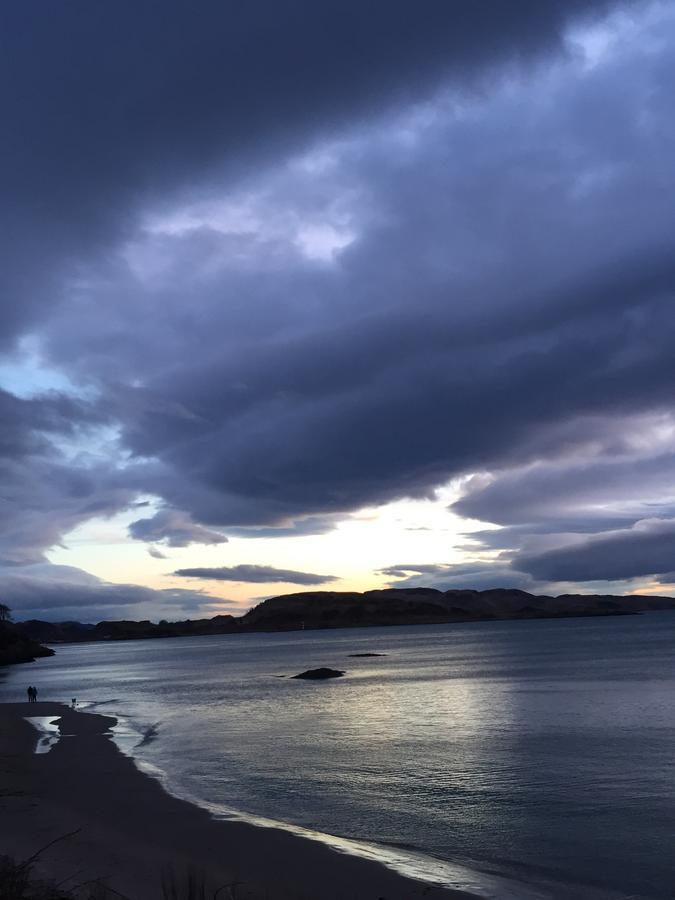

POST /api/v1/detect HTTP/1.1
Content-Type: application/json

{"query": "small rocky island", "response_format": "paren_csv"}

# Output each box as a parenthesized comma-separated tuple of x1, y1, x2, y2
(292, 668, 345, 680)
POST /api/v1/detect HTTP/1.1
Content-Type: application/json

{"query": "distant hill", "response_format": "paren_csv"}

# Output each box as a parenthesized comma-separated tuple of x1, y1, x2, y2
(16, 619, 97, 643)
(17, 614, 237, 644)
(13, 588, 675, 649)
(0, 620, 55, 666)
(238, 587, 675, 631)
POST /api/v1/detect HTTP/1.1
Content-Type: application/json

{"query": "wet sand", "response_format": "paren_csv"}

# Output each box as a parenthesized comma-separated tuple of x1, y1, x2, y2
(0, 702, 465, 899)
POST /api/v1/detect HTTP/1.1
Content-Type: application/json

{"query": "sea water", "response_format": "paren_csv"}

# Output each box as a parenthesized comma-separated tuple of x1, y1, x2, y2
(3, 612, 675, 898)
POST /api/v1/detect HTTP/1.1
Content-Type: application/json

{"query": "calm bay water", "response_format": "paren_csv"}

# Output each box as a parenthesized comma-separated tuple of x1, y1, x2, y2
(2, 613, 675, 898)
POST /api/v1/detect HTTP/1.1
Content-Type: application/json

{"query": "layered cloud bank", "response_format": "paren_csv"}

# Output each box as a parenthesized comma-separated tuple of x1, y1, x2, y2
(173, 565, 336, 586)
(2, 0, 675, 619)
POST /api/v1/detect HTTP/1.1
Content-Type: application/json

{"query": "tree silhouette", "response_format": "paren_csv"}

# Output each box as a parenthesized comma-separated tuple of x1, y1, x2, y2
(0, 603, 11, 622)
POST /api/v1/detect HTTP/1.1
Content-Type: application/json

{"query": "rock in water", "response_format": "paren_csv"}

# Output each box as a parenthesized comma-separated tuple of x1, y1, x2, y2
(292, 667, 345, 680)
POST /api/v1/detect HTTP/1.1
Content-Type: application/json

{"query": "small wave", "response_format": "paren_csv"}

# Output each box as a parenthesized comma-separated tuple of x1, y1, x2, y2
(135, 722, 161, 748)
(76, 698, 123, 711)
(371, 837, 420, 852)
(108, 715, 148, 756)
(135, 758, 167, 780)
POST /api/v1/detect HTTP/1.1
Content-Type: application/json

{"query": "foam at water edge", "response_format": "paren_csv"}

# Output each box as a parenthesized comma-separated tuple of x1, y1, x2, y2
(111, 745, 548, 900)
(100, 709, 549, 898)
(204, 800, 549, 900)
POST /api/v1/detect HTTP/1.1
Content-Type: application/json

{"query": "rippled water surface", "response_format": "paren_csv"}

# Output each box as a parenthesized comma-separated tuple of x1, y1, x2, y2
(3, 613, 675, 898)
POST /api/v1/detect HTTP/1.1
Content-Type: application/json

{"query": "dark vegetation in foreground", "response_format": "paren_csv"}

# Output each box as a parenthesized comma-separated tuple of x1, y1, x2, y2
(0, 832, 108, 900)
(12, 587, 675, 649)
(0, 855, 244, 900)
(0, 852, 106, 900)
(0, 612, 54, 666)
(0, 834, 245, 899)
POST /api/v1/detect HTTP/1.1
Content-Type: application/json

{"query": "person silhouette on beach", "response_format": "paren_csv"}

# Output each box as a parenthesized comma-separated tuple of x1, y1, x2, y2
(26, 686, 32, 703)
(71, 698, 77, 708)
(32, 686, 38, 702)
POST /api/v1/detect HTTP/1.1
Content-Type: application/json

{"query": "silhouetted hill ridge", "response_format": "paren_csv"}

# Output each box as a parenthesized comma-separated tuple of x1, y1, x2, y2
(17, 614, 237, 643)
(14, 587, 675, 645)
(238, 587, 675, 630)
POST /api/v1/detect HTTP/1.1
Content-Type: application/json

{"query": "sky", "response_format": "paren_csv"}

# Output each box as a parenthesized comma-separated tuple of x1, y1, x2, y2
(2, 0, 675, 622)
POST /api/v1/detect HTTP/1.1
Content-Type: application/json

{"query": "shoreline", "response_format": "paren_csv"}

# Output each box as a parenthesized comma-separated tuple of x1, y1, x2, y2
(127, 757, 541, 900)
(0, 702, 470, 900)
(15, 593, 675, 652)
(25, 606, 675, 656)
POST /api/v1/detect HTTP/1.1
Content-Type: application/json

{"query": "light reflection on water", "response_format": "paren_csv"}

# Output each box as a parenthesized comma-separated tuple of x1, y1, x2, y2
(25, 716, 61, 754)
(4, 612, 675, 899)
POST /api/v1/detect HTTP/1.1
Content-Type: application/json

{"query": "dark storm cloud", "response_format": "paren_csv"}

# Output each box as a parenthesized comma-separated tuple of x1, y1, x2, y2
(41, 3, 670, 549)
(515, 519, 675, 582)
(0, 459, 134, 565)
(453, 445, 675, 530)
(0, 564, 214, 622)
(0, 387, 103, 459)
(654, 572, 675, 585)
(3, 0, 673, 600)
(0, 0, 618, 346)
(380, 562, 534, 591)
(173, 565, 336, 585)
(129, 509, 228, 547)
(0, 388, 133, 565)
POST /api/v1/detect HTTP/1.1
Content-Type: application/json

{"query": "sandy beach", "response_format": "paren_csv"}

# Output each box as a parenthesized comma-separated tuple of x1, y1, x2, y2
(0, 702, 465, 900)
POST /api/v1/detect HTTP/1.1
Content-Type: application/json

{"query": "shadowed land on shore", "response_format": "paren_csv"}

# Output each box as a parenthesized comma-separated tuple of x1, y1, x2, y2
(11, 587, 675, 650)
(0, 702, 466, 900)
